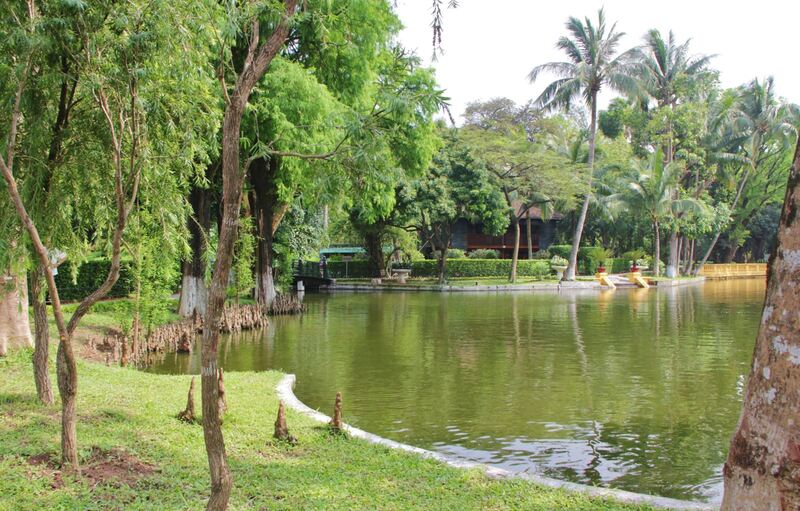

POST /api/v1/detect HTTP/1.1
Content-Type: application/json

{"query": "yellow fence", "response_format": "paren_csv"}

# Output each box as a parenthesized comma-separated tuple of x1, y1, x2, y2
(698, 263, 766, 279)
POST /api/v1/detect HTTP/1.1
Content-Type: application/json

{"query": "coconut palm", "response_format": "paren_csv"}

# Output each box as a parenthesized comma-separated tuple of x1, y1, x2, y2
(694, 77, 798, 271)
(634, 29, 715, 160)
(633, 29, 715, 276)
(528, 8, 638, 280)
(625, 148, 702, 276)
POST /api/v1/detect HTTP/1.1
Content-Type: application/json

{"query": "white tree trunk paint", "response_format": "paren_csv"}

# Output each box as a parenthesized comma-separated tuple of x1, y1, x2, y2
(178, 275, 208, 318)
(0, 270, 33, 356)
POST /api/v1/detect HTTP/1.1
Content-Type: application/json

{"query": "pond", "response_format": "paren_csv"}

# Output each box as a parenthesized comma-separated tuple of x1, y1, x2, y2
(148, 279, 765, 503)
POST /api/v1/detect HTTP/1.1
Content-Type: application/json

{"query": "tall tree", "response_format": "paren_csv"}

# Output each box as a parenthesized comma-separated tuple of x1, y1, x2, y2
(528, 8, 637, 280)
(633, 29, 714, 277)
(720, 136, 800, 510)
(623, 149, 702, 276)
(696, 78, 798, 273)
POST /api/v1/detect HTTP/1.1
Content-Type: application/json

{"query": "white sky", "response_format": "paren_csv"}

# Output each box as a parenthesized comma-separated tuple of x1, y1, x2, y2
(394, 1, 800, 123)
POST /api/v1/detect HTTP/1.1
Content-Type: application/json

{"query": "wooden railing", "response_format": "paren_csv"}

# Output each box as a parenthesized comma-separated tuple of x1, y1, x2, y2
(698, 263, 766, 279)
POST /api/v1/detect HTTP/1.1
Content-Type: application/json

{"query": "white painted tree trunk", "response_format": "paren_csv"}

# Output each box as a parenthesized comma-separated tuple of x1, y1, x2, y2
(0, 270, 33, 356)
(178, 274, 208, 318)
(255, 270, 276, 307)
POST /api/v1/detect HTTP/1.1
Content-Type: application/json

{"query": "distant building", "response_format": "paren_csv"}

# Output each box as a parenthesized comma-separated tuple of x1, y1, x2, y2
(452, 205, 560, 258)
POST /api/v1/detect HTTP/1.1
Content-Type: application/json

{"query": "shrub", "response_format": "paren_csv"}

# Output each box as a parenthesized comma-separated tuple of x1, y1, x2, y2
(550, 255, 568, 267)
(531, 249, 551, 260)
(50, 260, 135, 302)
(548, 245, 572, 259)
(621, 249, 648, 264)
(410, 259, 551, 279)
(468, 249, 499, 259)
(446, 248, 466, 259)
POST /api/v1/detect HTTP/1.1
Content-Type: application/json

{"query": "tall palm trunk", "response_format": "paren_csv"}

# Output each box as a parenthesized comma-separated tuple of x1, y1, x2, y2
(509, 215, 521, 283)
(526, 210, 533, 259)
(653, 221, 661, 277)
(720, 137, 800, 510)
(666, 231, 679, 278)
(564, 91, 597, 281)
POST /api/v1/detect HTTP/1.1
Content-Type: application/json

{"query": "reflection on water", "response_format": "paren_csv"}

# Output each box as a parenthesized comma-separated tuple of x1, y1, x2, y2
(148, 279, 765, 502)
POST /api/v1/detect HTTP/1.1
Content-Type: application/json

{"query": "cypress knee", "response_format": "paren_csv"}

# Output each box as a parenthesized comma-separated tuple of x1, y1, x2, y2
(177, 377, 196, 423)
(330, 391, 343, 431)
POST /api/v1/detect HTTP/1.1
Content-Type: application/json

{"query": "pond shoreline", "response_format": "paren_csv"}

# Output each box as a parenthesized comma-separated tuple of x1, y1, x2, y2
(277, 374, 715, 511)
(323, 276, 706, 293)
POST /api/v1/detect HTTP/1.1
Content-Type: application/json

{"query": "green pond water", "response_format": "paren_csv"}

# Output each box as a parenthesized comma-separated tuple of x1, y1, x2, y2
(148, 279, 765, 503)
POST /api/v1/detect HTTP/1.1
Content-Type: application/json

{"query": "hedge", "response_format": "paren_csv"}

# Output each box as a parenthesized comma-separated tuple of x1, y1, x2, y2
(50, 260, 135, 302)
(327, 259, 552, 279)
(548, 245, 633, 275)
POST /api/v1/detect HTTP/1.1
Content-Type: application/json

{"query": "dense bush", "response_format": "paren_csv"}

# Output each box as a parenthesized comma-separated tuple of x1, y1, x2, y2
(328, 259, 552, 279)
(531, 249, 551, 260)
(467, 249, 499, 259)
(327, 260, 373, 278)
(50, 259, 135, 302)
(548, 245, 572, 259)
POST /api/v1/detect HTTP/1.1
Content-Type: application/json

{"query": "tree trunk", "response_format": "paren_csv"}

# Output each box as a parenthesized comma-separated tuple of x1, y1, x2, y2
(30, 263, 54, 404)
(666, 231, 679, 278)
(201, 6, 296, 506)
(526, 210, 533, 259)
(0, 269, 33, 357)
(509, 215, 520, 283)
(720, 138, 800, 510)
(179, 185, 211, 318)
(249, 157, 285, 308)
(653, 222, 661, 277)
(565, 91, 597, 281)
(724, 242, 739, 263)
(364, 230, 386, 278)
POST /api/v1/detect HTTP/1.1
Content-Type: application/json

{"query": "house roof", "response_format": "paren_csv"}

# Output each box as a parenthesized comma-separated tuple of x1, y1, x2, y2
(511, 201, 563, 221)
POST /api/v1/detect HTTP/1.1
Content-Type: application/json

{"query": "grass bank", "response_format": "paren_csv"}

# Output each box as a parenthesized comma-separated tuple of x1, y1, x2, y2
(0, 347, 649, 510)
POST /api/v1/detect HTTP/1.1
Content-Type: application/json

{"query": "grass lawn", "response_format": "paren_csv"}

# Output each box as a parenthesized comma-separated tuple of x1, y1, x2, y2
(0, 346, 650, 510)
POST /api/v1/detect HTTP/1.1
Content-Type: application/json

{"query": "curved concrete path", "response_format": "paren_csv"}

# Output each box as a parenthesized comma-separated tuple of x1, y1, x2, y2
(277, 374, 716, 511)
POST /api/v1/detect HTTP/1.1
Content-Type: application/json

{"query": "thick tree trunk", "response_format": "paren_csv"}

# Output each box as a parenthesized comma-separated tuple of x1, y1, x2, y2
(720, 138, 800, 510)
(179, 185, 211, 318)
(0, 269, 33, 357)
(565, 92, 597, 281)
(509, 215, 520, 283)
(653, 222, 661, 277)
(30, 264, 54, 404)
(250, 157, 281, 307)
(364, 231, 386, 278)
(723, 242, 739, 263)
(666, 231, 679, 278)
(526, 210, 533, 259)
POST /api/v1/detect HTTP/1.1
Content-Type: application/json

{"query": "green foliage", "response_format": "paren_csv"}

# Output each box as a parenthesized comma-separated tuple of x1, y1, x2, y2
(329, 259, 552, 279)
(468, 249, 500, 259)
(50, 260, 134, 302)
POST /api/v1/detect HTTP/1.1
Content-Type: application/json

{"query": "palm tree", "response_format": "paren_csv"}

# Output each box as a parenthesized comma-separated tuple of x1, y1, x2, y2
(633, 29, 714, 277)
(528, 8, 638, 281)
(694, 77, 798, 272)
(625, 149, 701, 276)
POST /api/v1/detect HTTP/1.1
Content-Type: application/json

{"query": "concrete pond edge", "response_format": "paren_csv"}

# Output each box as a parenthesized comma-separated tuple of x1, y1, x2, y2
(276, 374, 715, 511)
(325, 277, 706, 293)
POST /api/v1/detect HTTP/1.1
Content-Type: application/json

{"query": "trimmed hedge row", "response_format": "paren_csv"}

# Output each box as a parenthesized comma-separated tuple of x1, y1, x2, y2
(50, 260, 135, 302)
(327, 259, 552, 279)
(549, 245, 633, 275)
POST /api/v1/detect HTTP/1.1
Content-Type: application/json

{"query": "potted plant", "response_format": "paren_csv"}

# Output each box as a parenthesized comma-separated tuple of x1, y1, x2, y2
(550, 255, 568, 280)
